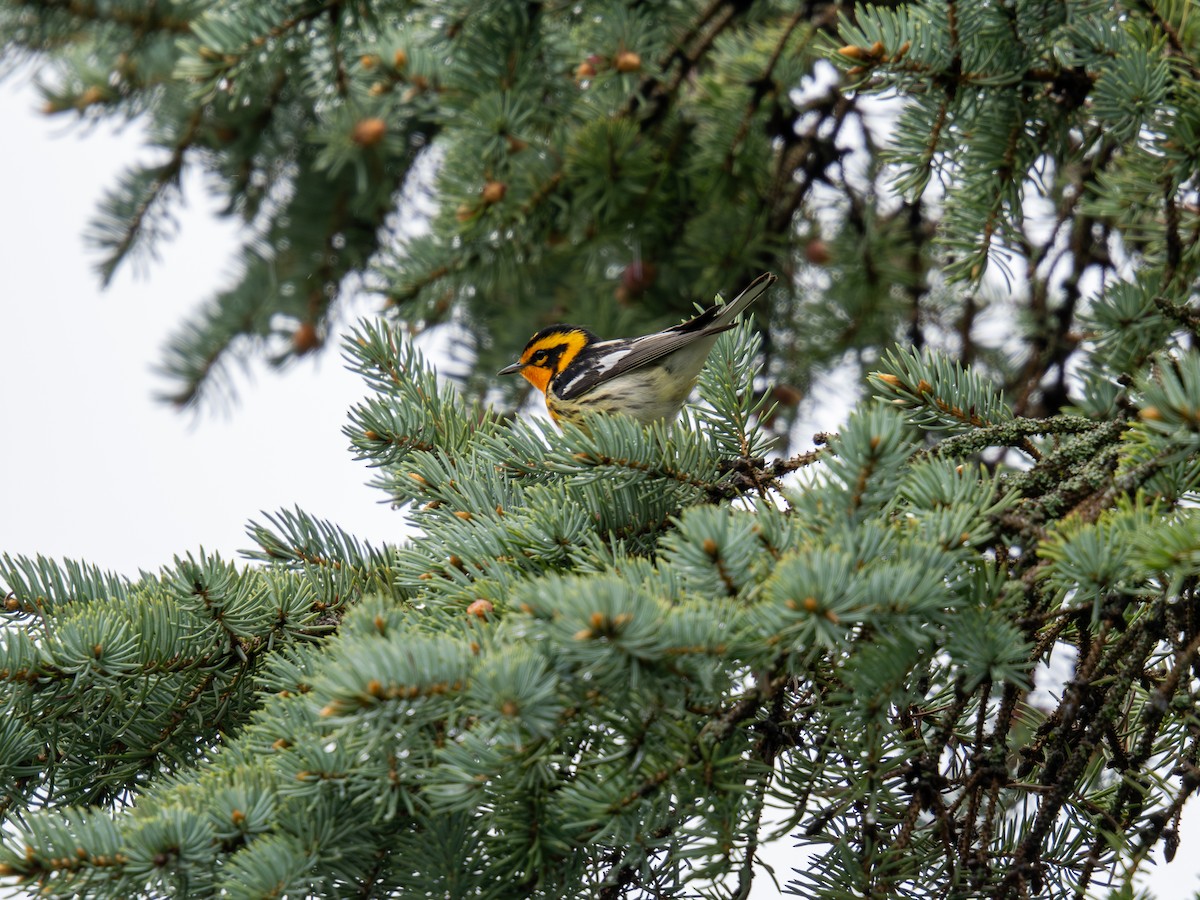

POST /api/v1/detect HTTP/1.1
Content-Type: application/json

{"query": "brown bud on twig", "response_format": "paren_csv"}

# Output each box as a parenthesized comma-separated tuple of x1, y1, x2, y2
(351, 118, 387, 146)
(614, 51, 641, 73)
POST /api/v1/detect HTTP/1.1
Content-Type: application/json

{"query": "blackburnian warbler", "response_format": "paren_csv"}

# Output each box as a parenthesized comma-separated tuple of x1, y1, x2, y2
(498, 273, 776, 426)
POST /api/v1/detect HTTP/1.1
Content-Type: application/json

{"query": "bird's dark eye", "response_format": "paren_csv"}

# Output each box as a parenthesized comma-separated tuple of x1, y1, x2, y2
(534, 352, 548, 365)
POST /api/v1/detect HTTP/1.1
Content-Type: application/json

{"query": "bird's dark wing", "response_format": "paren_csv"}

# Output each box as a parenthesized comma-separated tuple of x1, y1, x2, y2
(552, 332, 701, 401)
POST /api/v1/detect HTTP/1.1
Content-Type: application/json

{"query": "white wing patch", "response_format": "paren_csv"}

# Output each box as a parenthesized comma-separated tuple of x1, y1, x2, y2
(554, 340, 634, 398)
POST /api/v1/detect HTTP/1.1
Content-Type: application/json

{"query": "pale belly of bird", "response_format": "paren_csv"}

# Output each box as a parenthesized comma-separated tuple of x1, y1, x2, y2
(547, 366, 698, 426)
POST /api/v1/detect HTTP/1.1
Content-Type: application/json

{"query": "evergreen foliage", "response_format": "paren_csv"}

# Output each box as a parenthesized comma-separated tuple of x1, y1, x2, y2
(3, 0, 1200, 898)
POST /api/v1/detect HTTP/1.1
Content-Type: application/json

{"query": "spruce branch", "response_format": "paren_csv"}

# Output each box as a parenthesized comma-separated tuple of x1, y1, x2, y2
(871, 345, 1013, 432)
(626, 0, 745, 126)
(11, 0, 193, 34)
(722, 6, 816, 173)
(88, 106, 203, 287)
(1134, 0, 1200, 79)
(1152, 291, 1200, 337)
(188, 0, 344, 72)
(708, 448, 823, 502)
(923, 414, 1102, 458)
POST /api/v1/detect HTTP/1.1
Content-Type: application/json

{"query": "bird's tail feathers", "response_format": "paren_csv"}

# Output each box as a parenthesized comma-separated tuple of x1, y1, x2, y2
(713, 271, 777, 328)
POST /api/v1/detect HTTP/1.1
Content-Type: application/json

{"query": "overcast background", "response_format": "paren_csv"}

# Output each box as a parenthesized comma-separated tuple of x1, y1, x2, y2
(2, 72, 1197, 898)
(1, 73, 401, 576)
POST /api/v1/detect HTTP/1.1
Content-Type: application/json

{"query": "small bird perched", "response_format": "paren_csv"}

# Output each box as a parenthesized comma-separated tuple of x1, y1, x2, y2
(498, 272, 776, 426)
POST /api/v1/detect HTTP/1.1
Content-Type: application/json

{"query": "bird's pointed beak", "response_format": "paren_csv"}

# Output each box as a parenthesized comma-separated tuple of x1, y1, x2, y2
(497, 361, 524, 376)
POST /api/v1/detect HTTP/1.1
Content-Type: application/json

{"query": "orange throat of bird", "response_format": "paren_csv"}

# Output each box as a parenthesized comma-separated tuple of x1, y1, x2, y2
(519, 364, 553, 395)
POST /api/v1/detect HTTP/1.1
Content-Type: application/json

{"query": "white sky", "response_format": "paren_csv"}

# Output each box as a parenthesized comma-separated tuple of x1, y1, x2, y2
(1, 74, 1197, 898)
(0, 75, 399, 577)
